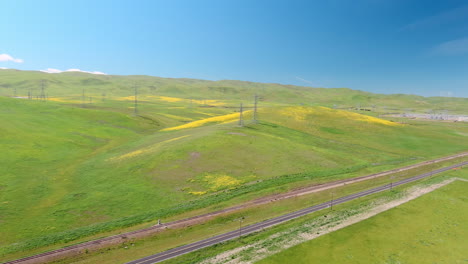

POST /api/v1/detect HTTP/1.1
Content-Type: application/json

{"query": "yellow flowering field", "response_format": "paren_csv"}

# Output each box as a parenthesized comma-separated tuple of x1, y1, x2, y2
(203, 174, 241, 191)
(188, 191, 207, 196)
(278, 107, 316, 121)
(115, 95, 225, 106)
(319, 107, 401, 126)
(47, 97, 82, 103)
(159, 96, 225, 106)
(162, 111, 251, 131)
(186, 174, 245, 196)
(278, 106, 400, 126)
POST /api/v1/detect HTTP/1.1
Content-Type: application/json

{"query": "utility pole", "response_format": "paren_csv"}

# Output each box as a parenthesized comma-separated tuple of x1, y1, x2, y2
(390, 176, 395, 190)
(238, 216, 245, 239)
(28, 89, 32, 100)
(13, 88, 17, 98)
(134, 83, 138, 116)
(253, 94, 259, 124)
(238, 103, 244, 127)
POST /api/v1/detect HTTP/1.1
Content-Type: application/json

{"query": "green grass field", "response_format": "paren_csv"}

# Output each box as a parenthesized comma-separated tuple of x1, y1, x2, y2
(258, 179, 468, 264)
(0, 70, 467, 261)
(1, 69, 468, 113)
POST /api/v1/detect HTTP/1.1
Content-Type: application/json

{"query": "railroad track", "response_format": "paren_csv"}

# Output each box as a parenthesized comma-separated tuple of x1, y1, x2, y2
(3, 153, 467, 264)
(126, 161, 468, 264)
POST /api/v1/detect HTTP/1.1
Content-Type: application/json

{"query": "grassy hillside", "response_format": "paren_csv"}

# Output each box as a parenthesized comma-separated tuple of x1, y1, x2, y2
(258, 180, 468, 264)
(0, 70, 467, 258)
(1, 69, 467, 113)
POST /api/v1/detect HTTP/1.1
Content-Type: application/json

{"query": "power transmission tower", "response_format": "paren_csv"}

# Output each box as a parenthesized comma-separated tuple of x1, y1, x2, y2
(238, 103, 244, 127)
(40, 80, 46, 102)
(252, 94, 259, 124)
(134, 84, 138, 116)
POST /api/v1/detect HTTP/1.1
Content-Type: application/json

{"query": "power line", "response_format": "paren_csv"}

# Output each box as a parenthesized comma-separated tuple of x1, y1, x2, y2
(253, 94, 259, 124)
(40, 80, 46, 102)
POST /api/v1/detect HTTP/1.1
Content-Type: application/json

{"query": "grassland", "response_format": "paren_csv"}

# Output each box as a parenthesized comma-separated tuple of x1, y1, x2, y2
(258, 179, 468, 264)
(1, 69, 468, 113)
(0, 70, 467, 261)
(40, 162, 466, 264)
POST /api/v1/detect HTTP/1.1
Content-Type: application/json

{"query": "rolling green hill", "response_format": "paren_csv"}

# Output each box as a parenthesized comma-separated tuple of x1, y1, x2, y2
(0, 70, 467, 259)
(1, 69, 467, 113)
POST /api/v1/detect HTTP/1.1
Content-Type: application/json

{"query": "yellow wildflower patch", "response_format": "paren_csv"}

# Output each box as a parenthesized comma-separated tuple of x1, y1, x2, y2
(107, 95, 226, 105)
(278, 107, 316, 121)
(116, 95, 160, 101)
(47, 97, 81, 103)
(203, 174, 241, 191)
(192, 99, 225, 106)
(109, 135, 190, 161)
(278, 106, 400, 126)
(162, 111, 251, 131)
(158, 96, 225, 106)
(158, 96, 184, 102)
(318, 107, 401, 126)
(188, 191, 207, 196)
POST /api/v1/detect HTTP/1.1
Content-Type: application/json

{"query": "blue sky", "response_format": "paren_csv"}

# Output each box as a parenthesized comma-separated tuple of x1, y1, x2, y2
(1, 0, 468, 97)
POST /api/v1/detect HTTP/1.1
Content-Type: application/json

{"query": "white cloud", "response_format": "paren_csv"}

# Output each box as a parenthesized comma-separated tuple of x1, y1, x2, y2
(0, 53, 24, 63)
(0, 67, 8, 69)
(432, 37, 468, 55)
(40, 68, 106, 75)
(65, 68, 106, 75)
(41, 68, 63, 73)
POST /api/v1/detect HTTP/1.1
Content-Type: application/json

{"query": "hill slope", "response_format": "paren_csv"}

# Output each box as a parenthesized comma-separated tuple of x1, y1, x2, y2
(1, 69, 467, 113)
(0, 70, 467, 258)
(1, 95, 467, 258)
